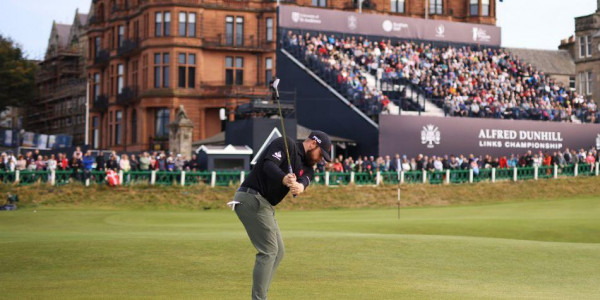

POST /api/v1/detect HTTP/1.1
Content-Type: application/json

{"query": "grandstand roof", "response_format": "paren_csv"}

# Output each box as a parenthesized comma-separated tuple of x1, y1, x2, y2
(507, 48, 575, 76)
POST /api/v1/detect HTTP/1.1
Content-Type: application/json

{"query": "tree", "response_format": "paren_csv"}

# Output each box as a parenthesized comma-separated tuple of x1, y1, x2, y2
(0, 34, 37, 112)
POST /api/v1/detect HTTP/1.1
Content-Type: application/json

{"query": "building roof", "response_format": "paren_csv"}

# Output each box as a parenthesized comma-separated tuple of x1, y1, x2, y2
(192, 124, 356, 147)
(197, 145, 253, 155)
(507, 48, 575, 76)
(77, 13, 88, 26)
(55, 23, 72, 48)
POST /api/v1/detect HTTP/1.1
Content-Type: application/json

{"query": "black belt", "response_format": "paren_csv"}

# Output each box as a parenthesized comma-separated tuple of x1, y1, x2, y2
(238, 186, 260, 196)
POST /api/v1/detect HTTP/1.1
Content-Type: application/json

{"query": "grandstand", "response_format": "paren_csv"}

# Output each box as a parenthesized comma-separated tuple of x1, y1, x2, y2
(275, 4, 600, 158)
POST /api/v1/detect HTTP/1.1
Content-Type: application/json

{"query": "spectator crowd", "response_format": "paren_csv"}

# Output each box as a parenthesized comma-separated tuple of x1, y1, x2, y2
(0, 147, 201, 174)
(284, 31, 600, 123)
(317, 148, 599, 175)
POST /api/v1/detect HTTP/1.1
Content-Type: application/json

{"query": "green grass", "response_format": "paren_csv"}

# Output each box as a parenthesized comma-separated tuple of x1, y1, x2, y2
(1, 196, 599, 299)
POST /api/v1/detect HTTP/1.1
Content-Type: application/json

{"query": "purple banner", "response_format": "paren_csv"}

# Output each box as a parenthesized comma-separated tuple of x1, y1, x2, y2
(379, 115, 600, 157)
(279, 5, 501, 46)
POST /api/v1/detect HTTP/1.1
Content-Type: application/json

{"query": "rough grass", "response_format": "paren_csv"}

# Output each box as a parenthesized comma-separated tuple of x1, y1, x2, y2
(2, 176, 600, 210)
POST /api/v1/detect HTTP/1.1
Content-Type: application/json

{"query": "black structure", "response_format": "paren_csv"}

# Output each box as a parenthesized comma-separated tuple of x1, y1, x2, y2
(276, 49, 379, 156)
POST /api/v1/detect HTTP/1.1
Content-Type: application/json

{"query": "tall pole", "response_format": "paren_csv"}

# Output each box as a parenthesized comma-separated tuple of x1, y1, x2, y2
(85, 79, 90, 146)
(359, 0, 363, 13)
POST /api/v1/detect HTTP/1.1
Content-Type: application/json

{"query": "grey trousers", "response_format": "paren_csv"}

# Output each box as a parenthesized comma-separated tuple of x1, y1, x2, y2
(234, 191, 285, 300)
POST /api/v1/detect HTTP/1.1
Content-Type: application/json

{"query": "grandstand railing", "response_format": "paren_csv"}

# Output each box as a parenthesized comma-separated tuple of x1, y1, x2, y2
(1, 163, 598, 187)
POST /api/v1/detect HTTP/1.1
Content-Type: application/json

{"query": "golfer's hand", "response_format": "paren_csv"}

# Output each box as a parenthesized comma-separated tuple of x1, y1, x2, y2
(282, 173, 297, 187)
(290, 182, 305, 195)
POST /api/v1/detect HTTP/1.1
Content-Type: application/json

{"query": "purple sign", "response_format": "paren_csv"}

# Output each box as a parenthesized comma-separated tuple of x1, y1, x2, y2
(279, 5, 501, 46)
(379, 115, 600, 157)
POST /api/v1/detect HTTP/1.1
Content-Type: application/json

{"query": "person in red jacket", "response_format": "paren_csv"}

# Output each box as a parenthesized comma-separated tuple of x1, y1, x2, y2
(499, 156, 508, 169)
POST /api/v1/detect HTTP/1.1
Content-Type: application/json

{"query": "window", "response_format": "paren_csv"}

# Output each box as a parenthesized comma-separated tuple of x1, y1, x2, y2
(188, 13, 196, 37)
(235, 17, 244, 46)
(391, 0, 405, 13)
(482, 0, 490, 16)
(164, 12, 171, 36)
(155, 12, 162, 36)
(266, 18, 274, 42)
(155, 108, 170, 138)
(92, 116, 99, 149)
(109, 111, 113, 145)
(569, 76, 576, 90)
(94, 37, 101, 57)
(163, 53, 170, 87)
(132, 60, 139, 89)
(178, 54, 186, 88)
(579, 36, 590, 58)
(93, 73, 100, 100)
(179, 12, 196, 37)
(178, 53, 196, 88)
(587, 35, 592, 57)
(118, 25, 125, 48)
(225, 56, 234, 85)
(470, 0, 478, 16)
(179, 12, 187, 37)
(131, 109, 137, 144)
(312, 0, 326, 7)
(225, 16, 234, 45)
(154, 54, 161, 88)
(142, 54, 148, 89)
(154, 53, 170, 88)
(133, 20, 139, 40)
(429, 0, 443, 15)
(117, 64, 124, 94)
(587, 72, 593, 95)
(115, 110, 122, 145)
(235, 57, 243, 85)
(265, 58, 273, 87)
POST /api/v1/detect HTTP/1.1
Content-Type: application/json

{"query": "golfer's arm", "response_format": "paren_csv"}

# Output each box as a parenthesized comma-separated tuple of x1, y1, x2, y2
(264, 160, 286, 183)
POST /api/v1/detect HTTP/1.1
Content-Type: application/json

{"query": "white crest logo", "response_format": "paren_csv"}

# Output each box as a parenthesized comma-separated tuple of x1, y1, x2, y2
(312, 136, 322, 144)
(596, 134, 600, 149)
(472, 28, 479, 41)
(347, 16, 358, 30)
(382, 20, 393, 32)
(272, 151, 282, 160)
(291, 12, 300, 23)
(436, 25, 445, 37)
(421, 124, 441, 149)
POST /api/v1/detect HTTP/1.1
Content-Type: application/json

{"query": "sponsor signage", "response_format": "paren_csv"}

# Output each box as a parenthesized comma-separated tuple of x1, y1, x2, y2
(379, 115, 600, 157)
(279, 5, 501, 46)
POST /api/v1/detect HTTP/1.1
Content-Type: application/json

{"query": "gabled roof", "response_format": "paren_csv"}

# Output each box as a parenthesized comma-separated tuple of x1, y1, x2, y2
(507, 48, 575, 76)
(55, 23, 72, 49)
(77, 13, 88, 26)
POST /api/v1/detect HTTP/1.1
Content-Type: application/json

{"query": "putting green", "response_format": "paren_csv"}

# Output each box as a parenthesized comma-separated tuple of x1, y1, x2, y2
(1, 196, 599, 299)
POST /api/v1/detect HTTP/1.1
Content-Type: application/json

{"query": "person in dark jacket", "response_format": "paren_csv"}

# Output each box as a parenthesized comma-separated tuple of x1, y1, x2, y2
(95, 153, 106, 171)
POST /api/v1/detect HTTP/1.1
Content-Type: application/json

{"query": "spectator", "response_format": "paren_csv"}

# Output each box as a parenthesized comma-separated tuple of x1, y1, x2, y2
(188, 154, 200, 171)
(47, 154, 57, 171)
(35, 156, 46, 171)
(139, 152, 151, 171)
(174, 154, 185, 171)
(106, 155, 119, 171)
(95, 153, 106, 171)
(130, 154, 140, 171)
(73, 146, 83, 160)
(16, 155, 27, 171)
(120, 154, 131, 172)
(70, 155, 82, 180)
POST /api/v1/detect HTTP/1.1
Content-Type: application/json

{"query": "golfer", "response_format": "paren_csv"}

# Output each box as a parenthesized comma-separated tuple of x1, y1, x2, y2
(232, 131, 331, 300)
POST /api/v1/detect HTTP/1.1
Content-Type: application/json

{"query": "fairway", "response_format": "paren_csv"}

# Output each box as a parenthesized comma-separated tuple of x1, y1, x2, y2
(1, 196, 600, 299)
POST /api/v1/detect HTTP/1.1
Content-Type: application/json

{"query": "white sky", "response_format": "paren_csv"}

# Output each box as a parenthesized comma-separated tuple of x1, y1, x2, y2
(0, 0, 597, 60)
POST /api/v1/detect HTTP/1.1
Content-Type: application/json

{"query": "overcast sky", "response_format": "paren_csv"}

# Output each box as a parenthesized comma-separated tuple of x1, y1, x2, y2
(0, 0, 597, 59)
